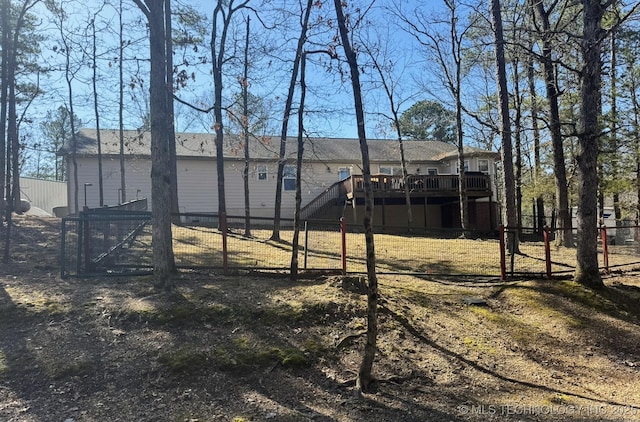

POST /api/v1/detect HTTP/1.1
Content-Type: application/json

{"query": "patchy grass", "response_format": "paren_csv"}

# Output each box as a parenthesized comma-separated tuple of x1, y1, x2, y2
(2, 286, 71, 317)
(0, 351, 6, 375)
(158, 338, 317, 375)
(212, 337, 311, 372)
(2, 217, 640, 422)
(158, 347, 210, 374)
(47, 358, 95, 380)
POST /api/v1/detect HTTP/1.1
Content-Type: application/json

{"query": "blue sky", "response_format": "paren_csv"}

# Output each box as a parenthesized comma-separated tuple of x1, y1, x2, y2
(31, 1, 466, 143)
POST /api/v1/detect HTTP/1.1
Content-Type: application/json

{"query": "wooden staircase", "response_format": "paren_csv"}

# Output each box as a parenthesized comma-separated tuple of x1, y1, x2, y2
(300, 177, 353, 220)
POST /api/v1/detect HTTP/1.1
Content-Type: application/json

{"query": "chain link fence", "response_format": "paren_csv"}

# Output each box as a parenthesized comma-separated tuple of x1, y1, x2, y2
(61, 201, 153, 277)
(502, 225, 640, 278)
(61, 212, 502, 278)
(61, 210, 640, 279)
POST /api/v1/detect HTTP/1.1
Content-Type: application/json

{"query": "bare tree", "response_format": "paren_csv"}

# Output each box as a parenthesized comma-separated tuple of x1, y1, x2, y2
(290, 52, 306, 279)
(604, 30, 622, 238)
(271, 0, 314, 241)
(241, 16, 251, 236)
(530, 0, 573, 247)
(511, 56, 524, 231)
(491, 0, 518, 251)
(526, 42, 545, 234)
(396, 0, 479, 230)
(360, 33, 414, 229)
(211, 0, 250, 223)
(89, 5, 105, 206)
(333, 0, 379, 394)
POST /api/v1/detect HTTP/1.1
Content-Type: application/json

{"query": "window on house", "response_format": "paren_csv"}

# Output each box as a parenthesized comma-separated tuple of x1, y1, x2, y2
(257, 164, 267, 180)
(478, 159, 489, 174)
(283, 165, 296, 191)
(456, 160, 469, 174)
(379, 166, 402, 175)
(338, 167, 350, 181)
(427, 168, 438, 175)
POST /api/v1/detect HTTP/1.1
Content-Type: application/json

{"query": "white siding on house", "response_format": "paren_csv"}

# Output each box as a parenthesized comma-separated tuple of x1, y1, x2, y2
(69, 156, 152, 213)
(67, 156, 360, 218)
(64, 131, 499, 219)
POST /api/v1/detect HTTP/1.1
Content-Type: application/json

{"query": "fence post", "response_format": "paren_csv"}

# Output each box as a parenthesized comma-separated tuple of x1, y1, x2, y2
(83, 208, 93, 274)
(499, 225, 506, 281)
(75, 215, 83, 276)
(543, 226, 552, 279)
(304, 221, 309, 270)
(60, 218, 67, 278)
(340, 217, 347, 275)
(221, 212, 228, 275)
(601, 226, 609, 274)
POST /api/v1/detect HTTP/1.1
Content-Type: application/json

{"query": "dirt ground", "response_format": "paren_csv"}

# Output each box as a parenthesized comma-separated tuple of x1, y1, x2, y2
(1, 216, 640, 422)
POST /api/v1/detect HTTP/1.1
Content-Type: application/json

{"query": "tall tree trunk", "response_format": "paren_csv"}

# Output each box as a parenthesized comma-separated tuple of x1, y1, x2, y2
(166, 0, 179, 224)
(333, 0, 379, 394)
(491, 0, 518, 252)
(0, 0, 10, 223)
(290, 53, 306, 279)
(627, 59, 640, 248)
(4, 0, 36, 260)
(454, 31, 467, 231)
(527, 53, 545, 234)
(119, 0, 126, 205)
(512, 58, 523, 231)
(242, 16, 251, 237)
(575, 0, 605, 289)
(609, 32, 621, 239)
(92, 16, 104, 207)
(211, 0, 235, 224)
(271, 0, 313, 241)
(531, 0, 572, 246)
(134, 0, 176, 289)
(8, 8, 20, 216)
(455, 92, 467, 231)
(3, 39, 15, 261)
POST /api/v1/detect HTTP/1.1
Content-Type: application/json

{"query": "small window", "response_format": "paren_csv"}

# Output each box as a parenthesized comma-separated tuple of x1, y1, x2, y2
(379, 166, 402, 175)
(283, 165, 296, 191)
(257, 165, 267, 180)
(456, 160, 469, 174)
(427, 168, 438, 176)
(338, 167, 350, 181)
(478, 159, 489, 174)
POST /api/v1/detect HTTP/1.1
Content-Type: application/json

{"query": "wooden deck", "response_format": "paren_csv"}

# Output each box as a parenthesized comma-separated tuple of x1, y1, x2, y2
(350, 173, 492, 198)
(300, 173, 494, 221)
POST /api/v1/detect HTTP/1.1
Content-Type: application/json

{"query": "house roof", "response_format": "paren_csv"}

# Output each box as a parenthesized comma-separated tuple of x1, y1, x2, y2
(60, 128, 498, 163)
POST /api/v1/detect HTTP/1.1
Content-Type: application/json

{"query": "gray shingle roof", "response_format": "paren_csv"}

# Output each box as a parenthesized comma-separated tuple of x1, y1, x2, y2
(60, 128, 497, 163)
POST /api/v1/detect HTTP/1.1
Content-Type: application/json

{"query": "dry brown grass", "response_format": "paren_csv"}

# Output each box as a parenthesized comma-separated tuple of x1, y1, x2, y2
(170, 225, 640, 278)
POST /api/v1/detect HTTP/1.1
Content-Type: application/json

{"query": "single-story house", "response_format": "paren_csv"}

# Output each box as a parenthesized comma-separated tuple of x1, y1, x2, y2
(59, 128, 500, 230)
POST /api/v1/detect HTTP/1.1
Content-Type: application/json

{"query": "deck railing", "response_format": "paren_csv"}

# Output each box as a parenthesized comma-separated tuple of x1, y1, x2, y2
(351, 174, 491, 193)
